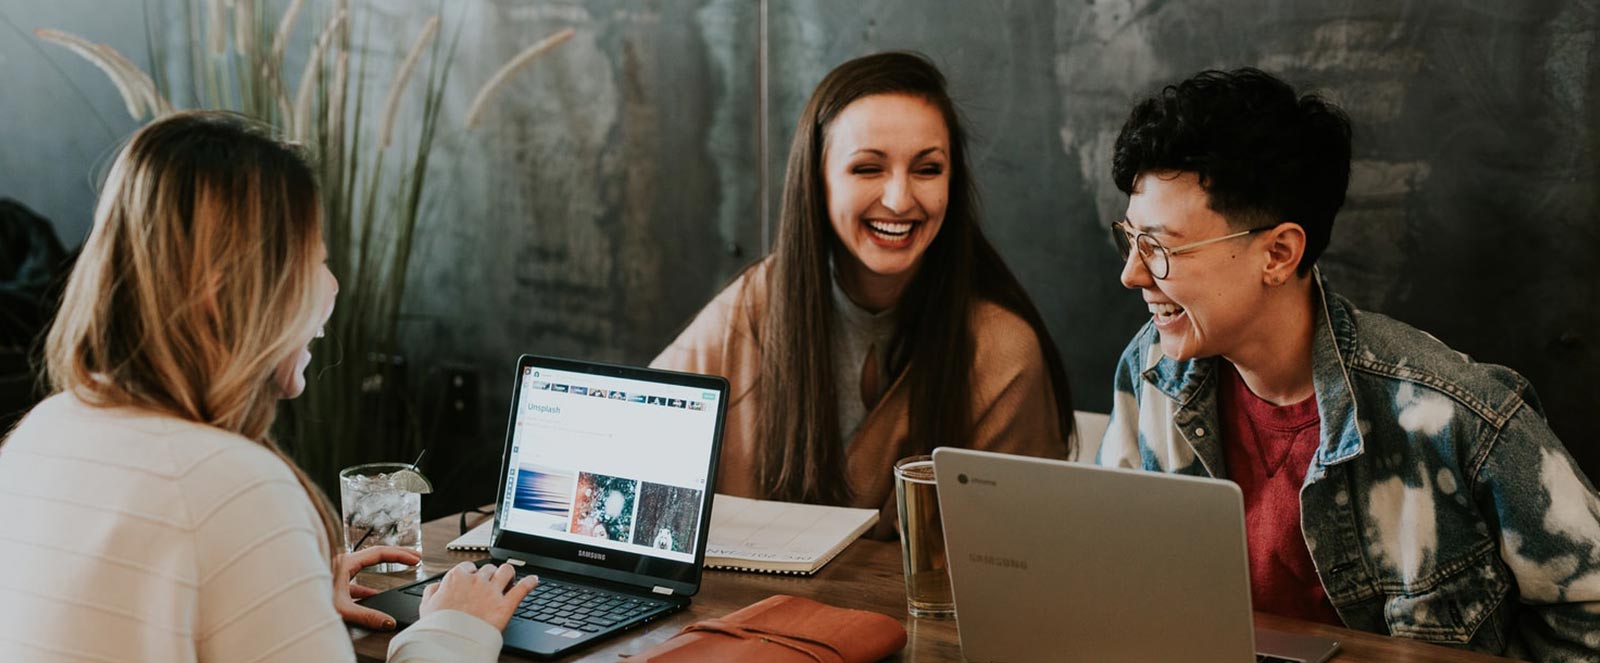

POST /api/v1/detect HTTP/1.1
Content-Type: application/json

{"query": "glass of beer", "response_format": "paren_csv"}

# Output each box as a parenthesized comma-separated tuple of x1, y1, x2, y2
(894, 455, 955, 619)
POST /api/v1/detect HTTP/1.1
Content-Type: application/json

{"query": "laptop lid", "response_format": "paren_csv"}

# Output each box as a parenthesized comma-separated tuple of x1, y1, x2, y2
(933, 447, 1259, 663)
(488, 355, 727, 598)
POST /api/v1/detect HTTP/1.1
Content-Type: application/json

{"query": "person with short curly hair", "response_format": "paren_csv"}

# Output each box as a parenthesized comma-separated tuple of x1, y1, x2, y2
(1091, 68, 1600, 661)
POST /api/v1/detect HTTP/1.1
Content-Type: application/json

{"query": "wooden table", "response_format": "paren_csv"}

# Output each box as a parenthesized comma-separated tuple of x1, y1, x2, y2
(352, 512, 1519, 662)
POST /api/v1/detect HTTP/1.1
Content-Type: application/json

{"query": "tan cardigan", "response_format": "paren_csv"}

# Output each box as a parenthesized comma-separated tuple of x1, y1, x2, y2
(651, 260, 1066, 539)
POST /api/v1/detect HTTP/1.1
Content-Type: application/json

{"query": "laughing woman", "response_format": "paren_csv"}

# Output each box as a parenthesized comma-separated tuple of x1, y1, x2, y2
(653, 52, 1073, 537)
(0, 112, 535, 662)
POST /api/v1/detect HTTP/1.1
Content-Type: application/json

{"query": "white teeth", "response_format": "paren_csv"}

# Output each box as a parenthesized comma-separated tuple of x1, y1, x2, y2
(1148, 303, 1185, 322)
(866, 220, 914, 237)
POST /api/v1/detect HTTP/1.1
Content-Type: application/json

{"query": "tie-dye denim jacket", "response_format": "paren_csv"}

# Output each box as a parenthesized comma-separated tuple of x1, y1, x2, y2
(1090, 279, 1600, 661)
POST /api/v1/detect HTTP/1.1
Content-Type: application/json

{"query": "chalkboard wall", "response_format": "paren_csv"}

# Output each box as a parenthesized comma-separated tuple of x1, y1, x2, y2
(4, 1, 1596, 486)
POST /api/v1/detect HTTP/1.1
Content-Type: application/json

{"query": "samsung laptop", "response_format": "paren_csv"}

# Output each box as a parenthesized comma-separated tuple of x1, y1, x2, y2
(933, 448, 1340, 663)
(362, 355, 727, 659)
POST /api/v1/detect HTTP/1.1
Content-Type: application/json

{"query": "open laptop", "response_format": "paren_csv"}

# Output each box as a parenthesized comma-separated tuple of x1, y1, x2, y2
(932, 448, 1340, 663)
(361, 354, 727, 659)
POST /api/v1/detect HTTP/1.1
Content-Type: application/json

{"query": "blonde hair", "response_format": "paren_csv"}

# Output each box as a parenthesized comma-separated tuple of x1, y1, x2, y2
(45, 110, 342, 561)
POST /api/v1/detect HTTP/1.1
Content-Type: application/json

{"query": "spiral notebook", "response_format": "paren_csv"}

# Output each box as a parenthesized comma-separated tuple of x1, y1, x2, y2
(446, 518, 496, 551)
(703, 494, 878, 576)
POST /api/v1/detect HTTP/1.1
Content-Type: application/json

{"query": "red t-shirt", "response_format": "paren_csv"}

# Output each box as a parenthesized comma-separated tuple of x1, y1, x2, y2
(1217, 362, 1343, 626)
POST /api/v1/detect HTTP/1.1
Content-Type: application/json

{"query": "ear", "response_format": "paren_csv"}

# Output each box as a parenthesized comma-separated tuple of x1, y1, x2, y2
(1261, 223, 1306, 286)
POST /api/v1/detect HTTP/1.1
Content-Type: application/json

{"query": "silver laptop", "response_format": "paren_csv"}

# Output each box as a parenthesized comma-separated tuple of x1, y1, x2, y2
(933, 447, 1339, 663)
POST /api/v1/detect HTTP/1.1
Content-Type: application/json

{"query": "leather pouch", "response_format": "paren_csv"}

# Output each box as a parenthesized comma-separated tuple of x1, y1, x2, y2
(625, 594, 907, 663)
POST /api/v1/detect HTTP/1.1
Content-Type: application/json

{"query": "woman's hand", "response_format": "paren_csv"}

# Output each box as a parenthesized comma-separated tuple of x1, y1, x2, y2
(420, 561, 540, 630)
(333, 546, 422, 630)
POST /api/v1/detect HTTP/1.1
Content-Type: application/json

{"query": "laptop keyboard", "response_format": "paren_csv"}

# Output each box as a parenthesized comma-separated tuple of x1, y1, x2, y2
(401, 575, 669, 633)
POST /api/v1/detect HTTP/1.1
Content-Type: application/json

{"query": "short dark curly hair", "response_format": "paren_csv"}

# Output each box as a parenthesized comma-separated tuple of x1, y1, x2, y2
(1112, 68, 1352, 274)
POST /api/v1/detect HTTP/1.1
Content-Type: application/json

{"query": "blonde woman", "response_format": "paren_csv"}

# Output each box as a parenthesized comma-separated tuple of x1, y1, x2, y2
(0, 111, 535, 662)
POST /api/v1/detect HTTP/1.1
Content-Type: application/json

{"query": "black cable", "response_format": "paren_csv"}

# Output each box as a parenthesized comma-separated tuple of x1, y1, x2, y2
(458, 506, 495, 535)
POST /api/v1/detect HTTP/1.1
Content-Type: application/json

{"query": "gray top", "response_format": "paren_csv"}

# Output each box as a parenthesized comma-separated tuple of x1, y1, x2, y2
(830, 275, 899, 444)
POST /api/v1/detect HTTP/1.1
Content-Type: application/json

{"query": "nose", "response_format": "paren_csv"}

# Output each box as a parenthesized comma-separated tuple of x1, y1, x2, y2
(1119, 247, 1153, 290)
(881, 171, 913, 216)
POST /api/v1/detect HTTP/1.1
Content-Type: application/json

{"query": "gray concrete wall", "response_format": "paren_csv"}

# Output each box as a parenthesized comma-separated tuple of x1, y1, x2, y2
(2, 0, 151, 244)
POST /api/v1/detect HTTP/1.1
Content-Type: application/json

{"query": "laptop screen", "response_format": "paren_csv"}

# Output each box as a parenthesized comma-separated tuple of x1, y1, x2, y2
(490, 356, 726, 592)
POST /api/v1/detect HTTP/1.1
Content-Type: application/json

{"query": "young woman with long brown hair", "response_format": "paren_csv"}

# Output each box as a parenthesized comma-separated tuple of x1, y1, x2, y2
(654, 52, 1073, 537)
(0, 111, 534, 662)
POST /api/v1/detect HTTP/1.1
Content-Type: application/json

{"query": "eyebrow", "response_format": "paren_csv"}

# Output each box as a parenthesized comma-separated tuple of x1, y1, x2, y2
(848, 147, 948, 159)
(1123, 217, 1183, 239)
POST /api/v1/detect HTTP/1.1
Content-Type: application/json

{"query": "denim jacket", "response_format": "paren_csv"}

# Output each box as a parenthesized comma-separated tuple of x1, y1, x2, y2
(1089, 278, 1600, 661)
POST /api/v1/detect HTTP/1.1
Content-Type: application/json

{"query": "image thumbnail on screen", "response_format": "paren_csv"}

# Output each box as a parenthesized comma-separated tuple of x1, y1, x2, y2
(514, 466, 575, 518)
(631, 483, 704, 553)
(569, 472, 638, 543)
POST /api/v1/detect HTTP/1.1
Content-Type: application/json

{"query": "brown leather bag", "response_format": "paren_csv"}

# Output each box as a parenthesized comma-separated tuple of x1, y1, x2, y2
(624, 594, 907, 663)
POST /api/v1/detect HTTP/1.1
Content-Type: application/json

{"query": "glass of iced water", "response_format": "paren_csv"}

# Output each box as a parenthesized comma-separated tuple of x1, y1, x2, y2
(339, 463, 424, 572)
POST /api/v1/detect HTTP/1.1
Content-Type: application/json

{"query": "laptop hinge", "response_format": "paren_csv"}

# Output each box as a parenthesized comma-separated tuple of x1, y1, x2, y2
(507, 558, 526, 567)
(651, 586, 673, 595)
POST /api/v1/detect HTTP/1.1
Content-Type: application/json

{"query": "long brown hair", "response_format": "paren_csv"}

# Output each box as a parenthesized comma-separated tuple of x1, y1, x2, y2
(758, 52, 1074, 504)
(44, 111, 343, 560)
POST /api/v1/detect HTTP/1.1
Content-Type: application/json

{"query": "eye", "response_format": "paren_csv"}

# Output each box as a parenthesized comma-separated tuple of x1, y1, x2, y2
(850, 164, 883, 175)
(916, 163, 945, 176)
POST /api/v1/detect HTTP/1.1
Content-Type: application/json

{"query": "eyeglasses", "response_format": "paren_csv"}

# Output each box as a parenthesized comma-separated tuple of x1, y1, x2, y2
(1111, 221, 1272, 280)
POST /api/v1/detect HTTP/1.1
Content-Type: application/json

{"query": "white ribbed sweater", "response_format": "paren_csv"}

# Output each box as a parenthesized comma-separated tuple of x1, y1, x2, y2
(0, 393, 500, 662)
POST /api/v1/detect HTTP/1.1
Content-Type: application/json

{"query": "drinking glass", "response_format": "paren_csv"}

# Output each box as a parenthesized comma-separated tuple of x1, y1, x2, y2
(894, 455, 954, 619)
(339, 462, 423, 572)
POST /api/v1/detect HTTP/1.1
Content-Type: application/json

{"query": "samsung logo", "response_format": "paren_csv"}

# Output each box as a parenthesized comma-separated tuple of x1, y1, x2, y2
(577, 550, 606, 561)
(970, 553, 1028, 570)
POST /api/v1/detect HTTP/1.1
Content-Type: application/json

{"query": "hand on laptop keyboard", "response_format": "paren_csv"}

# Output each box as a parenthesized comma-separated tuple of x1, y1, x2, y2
(509, 577, 670, 633)
(418, 561, 541, 630)
(403, 572, 673, 636)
